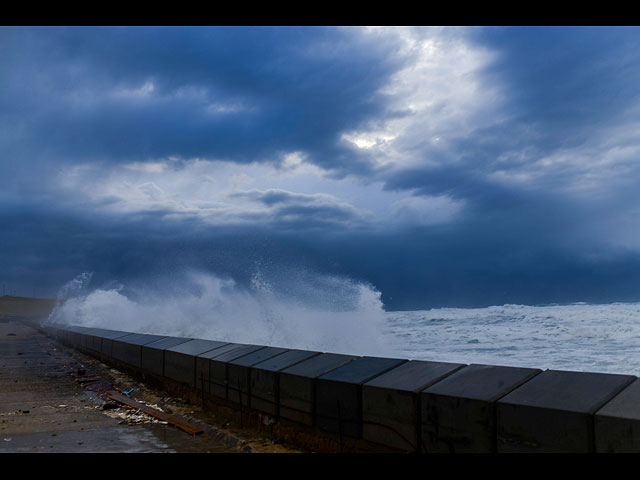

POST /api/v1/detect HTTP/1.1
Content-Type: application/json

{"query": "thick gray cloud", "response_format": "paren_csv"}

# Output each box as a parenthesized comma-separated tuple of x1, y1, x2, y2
(0, 27, 403, 170)
(230, 188, 368, 228)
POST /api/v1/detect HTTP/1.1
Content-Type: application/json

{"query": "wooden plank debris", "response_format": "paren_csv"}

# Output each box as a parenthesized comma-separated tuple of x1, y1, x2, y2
(76, 376, 101, 384)
(106, 390, 203, 435)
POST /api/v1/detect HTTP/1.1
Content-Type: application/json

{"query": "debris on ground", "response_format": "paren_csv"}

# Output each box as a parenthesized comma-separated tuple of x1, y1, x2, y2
(98, 402, 170, 426)
(106, 390, 203, 435)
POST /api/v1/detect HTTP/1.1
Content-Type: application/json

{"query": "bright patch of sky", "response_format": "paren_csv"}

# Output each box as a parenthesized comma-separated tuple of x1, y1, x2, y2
(340, 27, 505, 171)
(57, 154, 464, 229)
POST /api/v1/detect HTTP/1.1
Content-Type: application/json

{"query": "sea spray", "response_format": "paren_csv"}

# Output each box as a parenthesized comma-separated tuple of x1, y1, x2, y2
(47, 269, 399, 357)
(47, 272, 640, 375)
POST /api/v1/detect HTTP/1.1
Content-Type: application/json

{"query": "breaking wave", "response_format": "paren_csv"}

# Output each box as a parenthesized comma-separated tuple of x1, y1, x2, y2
(46, 271, 640, 375)
(47, 268, 399, 357)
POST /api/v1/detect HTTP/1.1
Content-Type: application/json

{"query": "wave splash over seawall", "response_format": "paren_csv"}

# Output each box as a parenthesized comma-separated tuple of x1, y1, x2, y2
(47, 272, 640, 376)
(47, 269, 398, 357)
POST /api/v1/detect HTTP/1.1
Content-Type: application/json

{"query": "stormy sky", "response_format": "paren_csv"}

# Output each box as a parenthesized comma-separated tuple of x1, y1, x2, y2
(3, 26, 640, 309)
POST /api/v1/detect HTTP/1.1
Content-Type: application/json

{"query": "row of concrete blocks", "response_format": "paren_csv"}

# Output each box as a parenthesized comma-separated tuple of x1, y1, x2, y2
(43, 324, 640, 452)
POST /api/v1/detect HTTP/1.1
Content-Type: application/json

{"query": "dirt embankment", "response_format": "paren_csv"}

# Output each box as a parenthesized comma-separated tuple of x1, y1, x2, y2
(0, 296, 59, 320)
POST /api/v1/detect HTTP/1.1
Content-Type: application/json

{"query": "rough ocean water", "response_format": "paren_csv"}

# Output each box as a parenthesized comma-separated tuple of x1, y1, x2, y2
(47, 271, 640, 377)
(384, 303, 640, 376)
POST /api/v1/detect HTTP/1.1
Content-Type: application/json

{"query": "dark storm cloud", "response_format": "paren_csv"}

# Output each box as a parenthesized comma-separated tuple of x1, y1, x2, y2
(4, 26, 640, 308)
(0, 205, 345, 299)
(326, 228, 640, 310)
(6, 203, 640, 309)
(469, 27, 640, 151)
(231, 188, 365, 228)
(0, 27, 403, 170)
(232, 189, 338, 206)
(383, 163, 519, 211)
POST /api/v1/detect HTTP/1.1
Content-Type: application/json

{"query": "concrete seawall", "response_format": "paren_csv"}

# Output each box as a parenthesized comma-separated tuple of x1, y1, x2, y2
(38, 322, 640, 453)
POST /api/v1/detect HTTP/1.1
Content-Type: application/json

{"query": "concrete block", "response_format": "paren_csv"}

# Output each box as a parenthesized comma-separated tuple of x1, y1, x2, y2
(62, 326, 91, 348)
(208, 344, 266, 400)
(74, 329, 94, 352)
(140, 336, 191, 378)
(111, 333, 167, 369)
(497, 369, 636, 452)
(194, 343, 246, 395)
(41, 325, 63, 339)
(164, 339, 229, 388)
(595, 378, 640, 452)
(362, 360, 465, 452)
(52, 325, 67, 342)
(279, 353, 358, 426)
(227, 347, 289, 407)
(315, 356, 407, 438)
(97, 330, 134, 360)
(421, 364, 541, 453)
(83, 328, 131, 360)
(249, 349, 321, 416)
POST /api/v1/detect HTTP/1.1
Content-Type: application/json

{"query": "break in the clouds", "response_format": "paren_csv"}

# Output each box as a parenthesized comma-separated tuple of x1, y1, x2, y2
(3, 26, 640, 308)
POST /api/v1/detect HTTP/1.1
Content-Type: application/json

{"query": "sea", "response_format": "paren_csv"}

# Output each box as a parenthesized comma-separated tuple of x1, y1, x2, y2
(385, 303, 640, 376)
(47, 271, 640, 377)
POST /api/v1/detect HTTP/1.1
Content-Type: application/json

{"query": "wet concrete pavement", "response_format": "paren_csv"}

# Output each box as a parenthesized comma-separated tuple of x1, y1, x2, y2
(0, 318, 300, 453)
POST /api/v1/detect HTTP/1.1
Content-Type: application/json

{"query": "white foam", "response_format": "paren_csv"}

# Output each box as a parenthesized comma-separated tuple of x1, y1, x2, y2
(386, 303, 640, 375)
(48, 272, 640, 375)
(47, 269, 399, 357)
